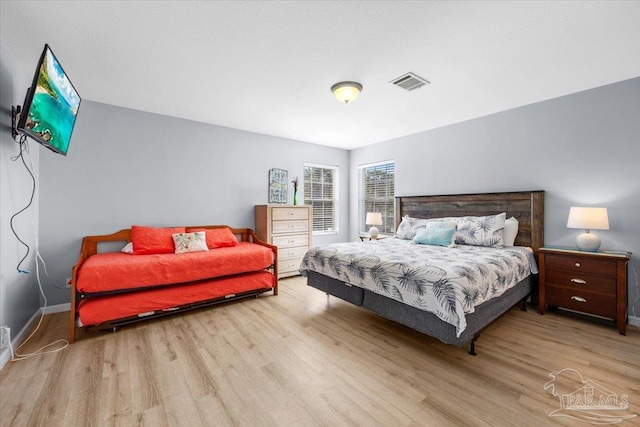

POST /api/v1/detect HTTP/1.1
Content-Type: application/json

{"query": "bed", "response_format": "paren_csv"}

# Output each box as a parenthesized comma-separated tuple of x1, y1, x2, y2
(300, 190, 544, 355)
(69, 226, 277, 343)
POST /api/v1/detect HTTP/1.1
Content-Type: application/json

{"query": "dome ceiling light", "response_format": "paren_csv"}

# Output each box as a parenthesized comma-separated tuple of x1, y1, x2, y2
(331, 81, 362, 104)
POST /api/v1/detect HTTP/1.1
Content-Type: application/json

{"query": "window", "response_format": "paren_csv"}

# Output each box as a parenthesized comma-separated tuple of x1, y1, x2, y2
(304, 164, 338, 234)
(359, 161, 395, 234)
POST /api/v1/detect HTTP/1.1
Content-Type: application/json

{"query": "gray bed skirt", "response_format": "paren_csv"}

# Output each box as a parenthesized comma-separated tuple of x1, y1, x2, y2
(305, 270, 534, 347)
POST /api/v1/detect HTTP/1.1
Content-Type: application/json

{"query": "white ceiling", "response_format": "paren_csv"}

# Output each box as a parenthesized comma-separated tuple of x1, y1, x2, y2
(2, 1, 639, 150)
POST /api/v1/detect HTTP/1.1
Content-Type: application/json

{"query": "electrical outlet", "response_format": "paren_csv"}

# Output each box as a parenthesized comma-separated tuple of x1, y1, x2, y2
(0, 326, 11, 347)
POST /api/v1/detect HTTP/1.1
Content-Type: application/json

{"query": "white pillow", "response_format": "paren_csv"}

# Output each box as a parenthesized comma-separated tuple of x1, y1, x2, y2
(503, 216, 519, 247)
(172, 231, 209, 254)
(121, 242, 134, 254)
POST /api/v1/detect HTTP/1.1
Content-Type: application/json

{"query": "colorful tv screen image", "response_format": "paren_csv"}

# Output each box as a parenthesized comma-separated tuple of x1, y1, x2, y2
(22, 45, 81, 155)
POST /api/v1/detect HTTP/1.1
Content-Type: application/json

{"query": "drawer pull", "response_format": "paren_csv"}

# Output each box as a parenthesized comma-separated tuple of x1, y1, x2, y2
(570, 278, 587, 285)
(571, 296, 587, 303)
(575, 262, 581, 268)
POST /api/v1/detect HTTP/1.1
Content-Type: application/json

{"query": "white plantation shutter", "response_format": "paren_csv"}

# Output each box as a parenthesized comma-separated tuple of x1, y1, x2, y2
(359, 161, 395, 234)
(304, 164, 338, 233)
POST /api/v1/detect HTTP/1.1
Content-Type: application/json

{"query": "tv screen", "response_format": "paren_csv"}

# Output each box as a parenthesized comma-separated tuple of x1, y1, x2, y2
(17, 44, 81, 156)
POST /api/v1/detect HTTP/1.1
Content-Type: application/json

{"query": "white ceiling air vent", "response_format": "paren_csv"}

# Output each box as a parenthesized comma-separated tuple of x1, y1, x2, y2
(390, 72, 430, 91)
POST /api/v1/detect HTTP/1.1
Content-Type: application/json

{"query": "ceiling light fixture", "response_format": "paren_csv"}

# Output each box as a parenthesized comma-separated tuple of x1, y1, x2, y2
(331, 81, 362, 104)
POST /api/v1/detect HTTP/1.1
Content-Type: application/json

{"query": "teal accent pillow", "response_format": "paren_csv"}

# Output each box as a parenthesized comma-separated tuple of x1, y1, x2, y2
(413, 226, 456, 247)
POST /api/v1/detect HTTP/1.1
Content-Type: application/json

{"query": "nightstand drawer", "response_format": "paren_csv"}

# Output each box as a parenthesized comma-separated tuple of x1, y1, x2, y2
(546, 285, 616, 318)
(272, 208, 309, 221)
(273, 234, 309, 248)
(545, 254, 616, 276)
(545, 270, 615, 294)
(272, 220, 309, 234)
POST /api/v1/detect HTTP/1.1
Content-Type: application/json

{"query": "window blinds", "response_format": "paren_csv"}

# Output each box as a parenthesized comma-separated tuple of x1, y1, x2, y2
(359, 161, 395, 234)
(304, 165, 337, 233)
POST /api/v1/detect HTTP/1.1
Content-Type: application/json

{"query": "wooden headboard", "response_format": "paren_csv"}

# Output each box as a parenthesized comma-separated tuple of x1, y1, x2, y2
(395, 191, 544, 252)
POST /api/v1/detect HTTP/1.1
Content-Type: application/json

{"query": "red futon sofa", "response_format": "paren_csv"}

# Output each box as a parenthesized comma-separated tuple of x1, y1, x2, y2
(69, 225, 277, 342)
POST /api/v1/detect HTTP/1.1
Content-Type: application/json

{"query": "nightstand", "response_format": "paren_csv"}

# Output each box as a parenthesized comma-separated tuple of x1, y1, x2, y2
(358, 233, 387, 242)
(538, 246, 631, 335)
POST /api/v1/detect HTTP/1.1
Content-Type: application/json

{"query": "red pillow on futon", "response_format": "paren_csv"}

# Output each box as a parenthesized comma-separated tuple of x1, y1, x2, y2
(131, 225, 186, 255)
(189, 227, 238, 249)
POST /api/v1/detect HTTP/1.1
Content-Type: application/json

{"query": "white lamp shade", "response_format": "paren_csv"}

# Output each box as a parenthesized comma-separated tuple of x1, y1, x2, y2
(365, 212, 383, 225)
(566, 207, 609, 230)
(365, 212, 382, 239)
(567, 207, 609, 252)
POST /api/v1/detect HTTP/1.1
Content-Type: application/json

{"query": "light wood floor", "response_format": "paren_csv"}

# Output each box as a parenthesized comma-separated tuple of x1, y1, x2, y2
(1, 277, 639, 426)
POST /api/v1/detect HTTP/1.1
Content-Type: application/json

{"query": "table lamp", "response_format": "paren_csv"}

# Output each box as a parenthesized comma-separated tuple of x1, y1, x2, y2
(566, 207, 609, 252)
(365, 212, 383, 239)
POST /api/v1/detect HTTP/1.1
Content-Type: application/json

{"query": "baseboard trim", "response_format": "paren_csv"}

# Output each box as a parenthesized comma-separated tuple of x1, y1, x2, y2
(42, 303, 70, 315)
(628, 315, 640, 328)
(1, 303, 70, 370)
(0, 309, 42, 371)
(0, 347, 10, 371)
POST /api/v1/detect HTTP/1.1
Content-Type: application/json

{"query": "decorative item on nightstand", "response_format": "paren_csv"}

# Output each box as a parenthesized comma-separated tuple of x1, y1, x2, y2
(365, 212, 383, 239)
(566, 207, 609, 252)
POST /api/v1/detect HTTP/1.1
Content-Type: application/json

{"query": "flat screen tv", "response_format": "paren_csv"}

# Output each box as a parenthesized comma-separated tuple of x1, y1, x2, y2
(16, 44, 81, 156)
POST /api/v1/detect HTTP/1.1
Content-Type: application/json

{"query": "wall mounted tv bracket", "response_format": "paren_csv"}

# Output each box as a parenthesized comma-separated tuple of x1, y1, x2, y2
(11, 105, 21, 140)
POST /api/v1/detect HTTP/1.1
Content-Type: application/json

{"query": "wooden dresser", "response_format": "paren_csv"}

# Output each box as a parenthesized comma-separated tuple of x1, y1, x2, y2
(538, 246, 631, 335)
(255, 205, 312, 279)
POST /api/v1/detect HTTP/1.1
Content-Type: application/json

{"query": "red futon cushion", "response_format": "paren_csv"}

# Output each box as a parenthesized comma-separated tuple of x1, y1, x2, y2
(131, 225, 186, 255)
(188, 227, 238, 249)
(76, 242, 274, 294)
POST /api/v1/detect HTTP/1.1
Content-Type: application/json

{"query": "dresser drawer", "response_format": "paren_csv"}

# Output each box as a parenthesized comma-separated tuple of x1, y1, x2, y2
(278, 257, 304, 274)
(272, 207, 309, 221)
(545, 270, 615, 294)
(278, 245, 308, 260)
(546, 285, 616, 318)
(545, 254, 616, 276)
(272, 220, 309, 234)
(273, 234, 309, 248)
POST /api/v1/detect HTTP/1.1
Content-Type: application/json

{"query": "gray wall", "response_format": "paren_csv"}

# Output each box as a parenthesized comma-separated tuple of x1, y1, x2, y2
(4, 26, 639, 340)
(350, 77, 640, 318)
(0, 37, 41, 355)
(38, 101, 350, 305)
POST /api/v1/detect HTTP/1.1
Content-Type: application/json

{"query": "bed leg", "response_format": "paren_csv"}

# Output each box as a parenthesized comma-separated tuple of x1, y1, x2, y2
(520, 297, 528, 311)
(468, 333, 479, 356)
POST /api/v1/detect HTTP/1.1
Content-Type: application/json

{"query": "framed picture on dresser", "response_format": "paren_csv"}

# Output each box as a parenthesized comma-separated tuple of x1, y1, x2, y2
(268, 168, 288, 204)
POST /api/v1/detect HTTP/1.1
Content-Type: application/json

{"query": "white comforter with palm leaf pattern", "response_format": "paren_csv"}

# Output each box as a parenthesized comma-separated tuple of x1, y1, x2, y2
(299, 238, 538, 337)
